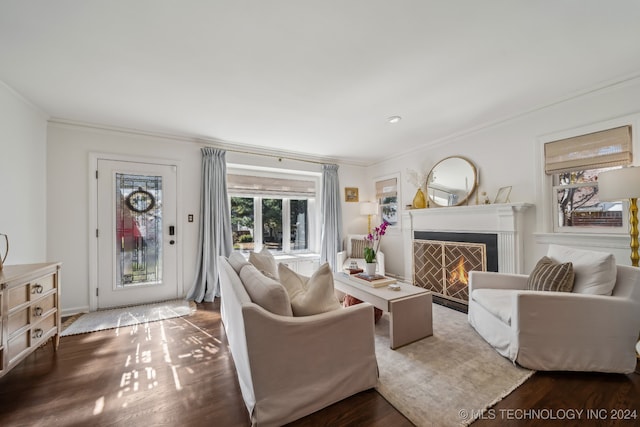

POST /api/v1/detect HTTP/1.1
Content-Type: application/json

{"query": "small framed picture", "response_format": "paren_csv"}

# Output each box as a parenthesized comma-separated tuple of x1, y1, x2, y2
(345, 187, 359, 202)
(494, 186, 512, 204)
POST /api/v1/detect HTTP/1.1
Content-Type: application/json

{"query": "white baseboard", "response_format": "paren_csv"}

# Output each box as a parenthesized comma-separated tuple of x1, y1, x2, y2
(61, 305, 90, 317)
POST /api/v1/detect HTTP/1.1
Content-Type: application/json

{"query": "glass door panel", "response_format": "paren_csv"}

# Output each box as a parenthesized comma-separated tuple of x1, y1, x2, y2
(115, 173, 163, 287)
(97, 159, 178, 309)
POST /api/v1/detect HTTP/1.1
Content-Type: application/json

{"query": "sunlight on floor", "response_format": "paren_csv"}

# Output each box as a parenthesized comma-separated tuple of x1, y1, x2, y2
(93, 396, 105, 415)
(106, 315, 227, 410)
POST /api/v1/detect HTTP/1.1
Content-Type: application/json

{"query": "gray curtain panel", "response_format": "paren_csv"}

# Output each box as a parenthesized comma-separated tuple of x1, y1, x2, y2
(187, 147, 233, 302)
(320, 164, 343, 271)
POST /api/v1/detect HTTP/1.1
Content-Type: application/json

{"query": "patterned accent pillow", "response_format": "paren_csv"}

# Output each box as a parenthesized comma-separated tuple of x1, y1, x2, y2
(351, 239, 368, 259)
(343, 294, 383, 323)
(526, 256, 575, 292)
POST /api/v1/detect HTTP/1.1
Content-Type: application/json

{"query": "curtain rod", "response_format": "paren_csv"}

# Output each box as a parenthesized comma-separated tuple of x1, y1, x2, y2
(215, 145, 333, 166)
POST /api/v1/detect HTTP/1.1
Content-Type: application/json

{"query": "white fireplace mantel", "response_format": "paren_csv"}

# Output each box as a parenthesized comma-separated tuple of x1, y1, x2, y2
(401, 203, 533, 280)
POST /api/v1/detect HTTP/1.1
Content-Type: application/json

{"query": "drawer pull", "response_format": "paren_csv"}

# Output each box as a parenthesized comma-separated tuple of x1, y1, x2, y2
(32, 284, 44, 294)
(34, 307, 43, 316)
(33, 328, 44, 338)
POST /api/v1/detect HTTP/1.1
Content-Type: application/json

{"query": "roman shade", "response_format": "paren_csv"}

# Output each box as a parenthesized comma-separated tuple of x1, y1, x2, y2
(375, 178, 398, 199)
(544, 125, 632, 174)
(227, 173, 316, 197)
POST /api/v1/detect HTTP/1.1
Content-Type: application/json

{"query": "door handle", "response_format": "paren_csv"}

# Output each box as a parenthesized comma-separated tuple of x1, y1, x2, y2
(169, 225, 175, 236)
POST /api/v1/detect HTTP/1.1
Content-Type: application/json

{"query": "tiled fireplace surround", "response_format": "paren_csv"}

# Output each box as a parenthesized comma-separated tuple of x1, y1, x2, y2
(401, 203, 532, 306)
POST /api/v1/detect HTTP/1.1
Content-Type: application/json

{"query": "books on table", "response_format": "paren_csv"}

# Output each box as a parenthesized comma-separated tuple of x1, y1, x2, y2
(350, 273, 397, 288)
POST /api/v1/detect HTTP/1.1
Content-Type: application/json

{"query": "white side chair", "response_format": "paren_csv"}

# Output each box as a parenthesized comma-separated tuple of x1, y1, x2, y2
(468, 245, 640, 373)
(336, 234, 385, 275)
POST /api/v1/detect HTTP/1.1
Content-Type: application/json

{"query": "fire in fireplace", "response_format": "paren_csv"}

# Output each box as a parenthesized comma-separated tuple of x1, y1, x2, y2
(448, 256, 469, 294)
(413, 231, 498, 309)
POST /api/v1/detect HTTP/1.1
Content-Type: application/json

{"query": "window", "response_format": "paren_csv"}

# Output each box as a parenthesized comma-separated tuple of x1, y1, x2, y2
(375, 175, 399, 226)
(553, 167, 623, 229)
(545, 125, 632, 232)
(230, 197, 255, 250)
(228, 171, 317, 253)
(290, 199, 308, 250)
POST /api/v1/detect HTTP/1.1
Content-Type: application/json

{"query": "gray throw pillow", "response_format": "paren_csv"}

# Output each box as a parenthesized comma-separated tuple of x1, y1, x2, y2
(526, 256, 575, 292)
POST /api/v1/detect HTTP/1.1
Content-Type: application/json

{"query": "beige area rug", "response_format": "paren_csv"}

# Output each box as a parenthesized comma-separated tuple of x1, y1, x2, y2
(60, 299, 196, 336)
(375, 304, 534, 427)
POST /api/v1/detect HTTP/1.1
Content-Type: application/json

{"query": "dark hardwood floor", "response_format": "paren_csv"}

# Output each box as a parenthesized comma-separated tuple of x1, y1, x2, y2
(0, 301, 638, 426)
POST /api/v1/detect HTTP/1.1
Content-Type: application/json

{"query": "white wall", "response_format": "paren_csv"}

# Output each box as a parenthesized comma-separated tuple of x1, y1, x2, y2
(47, 122, 366, 314)
(0, 83, 48, 264)
(338, 163, 370, 236)
(39, 76, 640, 311)
(368, 77, 640, 278)
(47, 123, 203, 314)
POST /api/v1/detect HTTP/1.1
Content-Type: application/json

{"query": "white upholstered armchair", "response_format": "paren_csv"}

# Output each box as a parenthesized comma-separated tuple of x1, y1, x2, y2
(336, 234, 385, 275)
(468, 245, 640, 373)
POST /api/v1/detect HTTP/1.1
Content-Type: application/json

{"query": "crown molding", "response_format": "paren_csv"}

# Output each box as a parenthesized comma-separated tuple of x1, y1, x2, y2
(47, 118, 370, 167)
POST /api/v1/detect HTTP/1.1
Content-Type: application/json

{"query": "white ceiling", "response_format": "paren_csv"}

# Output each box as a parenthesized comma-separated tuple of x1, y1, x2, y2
(2, 1, 640, 165)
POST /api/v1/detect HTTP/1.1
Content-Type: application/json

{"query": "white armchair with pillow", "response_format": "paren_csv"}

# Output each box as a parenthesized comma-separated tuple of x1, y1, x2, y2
(468, 244, 640, 373)
(337, 234, 386, 275)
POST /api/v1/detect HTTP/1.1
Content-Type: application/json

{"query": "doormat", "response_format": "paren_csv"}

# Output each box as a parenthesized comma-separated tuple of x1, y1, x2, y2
(60, 299, 196, 336)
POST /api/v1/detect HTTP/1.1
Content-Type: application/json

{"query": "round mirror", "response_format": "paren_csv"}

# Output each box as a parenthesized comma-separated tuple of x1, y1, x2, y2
(426, 156, 477, 207)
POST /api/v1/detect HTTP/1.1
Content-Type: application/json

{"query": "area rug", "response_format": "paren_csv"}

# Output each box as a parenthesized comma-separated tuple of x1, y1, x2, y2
(60, 299, 195, 336)
(375, 304, 534, 427)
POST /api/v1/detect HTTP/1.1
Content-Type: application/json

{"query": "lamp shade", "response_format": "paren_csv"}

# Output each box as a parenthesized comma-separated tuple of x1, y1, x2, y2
(598, 166, 640, 201)
(359, 201, 378, 216)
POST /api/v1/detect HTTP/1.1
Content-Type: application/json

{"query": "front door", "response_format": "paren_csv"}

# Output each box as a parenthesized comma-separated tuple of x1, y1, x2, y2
(97, 159, 178, 309)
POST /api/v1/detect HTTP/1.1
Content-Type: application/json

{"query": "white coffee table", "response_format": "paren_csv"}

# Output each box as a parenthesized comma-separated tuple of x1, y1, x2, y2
(333, 272, 433, 349)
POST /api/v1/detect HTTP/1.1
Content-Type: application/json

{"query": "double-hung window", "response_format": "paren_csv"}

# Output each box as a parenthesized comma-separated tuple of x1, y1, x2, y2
(545, 125, 632, 233)
(228, 172, 318, 253)
(375, 176, 399, 226)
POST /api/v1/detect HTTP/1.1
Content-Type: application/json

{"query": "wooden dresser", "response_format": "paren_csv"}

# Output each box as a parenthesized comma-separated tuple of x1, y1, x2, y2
(0, 263, 61, 378)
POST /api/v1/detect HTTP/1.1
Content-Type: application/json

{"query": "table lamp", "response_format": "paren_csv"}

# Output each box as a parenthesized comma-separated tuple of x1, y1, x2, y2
(360, 202, 378, 234)
(598, 166, 640, 362)
(597, 166, 640, 267)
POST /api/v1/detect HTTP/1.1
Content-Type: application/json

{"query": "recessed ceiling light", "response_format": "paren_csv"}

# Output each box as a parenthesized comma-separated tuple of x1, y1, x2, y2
(387, 116, 402, 124)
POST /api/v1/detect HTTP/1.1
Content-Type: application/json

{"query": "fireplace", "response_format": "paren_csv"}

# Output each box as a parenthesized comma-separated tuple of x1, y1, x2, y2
(413, 232, 498, 311)
(402, 203, 532, 311)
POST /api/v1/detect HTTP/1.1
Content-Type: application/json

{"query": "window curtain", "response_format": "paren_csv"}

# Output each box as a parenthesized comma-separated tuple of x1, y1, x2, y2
(320, 164, 343, 271)
(187, 147, 233, 302)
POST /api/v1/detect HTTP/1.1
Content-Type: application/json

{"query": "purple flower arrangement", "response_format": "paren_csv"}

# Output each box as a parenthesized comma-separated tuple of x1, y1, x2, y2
(363, 221, 389, 263)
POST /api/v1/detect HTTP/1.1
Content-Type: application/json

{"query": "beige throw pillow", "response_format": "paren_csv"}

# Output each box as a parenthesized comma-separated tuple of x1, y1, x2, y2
(239, 264, 293, 316)
(547, 244, 616, 295)
(227, 251, 250, 274)
(526, 256, 575, 292)
(278, 262, 341, 316)
(249, 246, 279, 279)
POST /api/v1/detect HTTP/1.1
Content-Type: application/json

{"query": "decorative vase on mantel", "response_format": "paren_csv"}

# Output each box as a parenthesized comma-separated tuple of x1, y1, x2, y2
(412, 188, 427, 209)
(365, 262, 377, 276)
